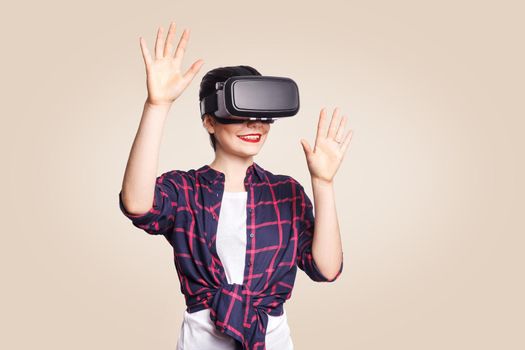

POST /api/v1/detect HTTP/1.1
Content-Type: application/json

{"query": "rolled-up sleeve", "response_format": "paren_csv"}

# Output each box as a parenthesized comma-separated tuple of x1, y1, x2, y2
(119, 171, 179, 235)
(294, 179, 343, 282)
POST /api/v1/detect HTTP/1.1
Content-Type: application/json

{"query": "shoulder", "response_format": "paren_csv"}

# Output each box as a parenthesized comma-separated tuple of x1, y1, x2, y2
(260, 168, 297, 187)
(263, 170, 306, 199)
(157, 169, 192, 188)
(273, 172, 304, 191)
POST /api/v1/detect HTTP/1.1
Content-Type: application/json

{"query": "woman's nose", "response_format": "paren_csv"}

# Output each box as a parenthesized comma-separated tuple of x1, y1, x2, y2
(247, 119, 265, 126)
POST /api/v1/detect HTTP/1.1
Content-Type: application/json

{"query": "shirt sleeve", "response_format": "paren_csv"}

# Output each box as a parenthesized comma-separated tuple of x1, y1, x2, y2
(118, 170, 179, 235)
(293, 179, 344, 282)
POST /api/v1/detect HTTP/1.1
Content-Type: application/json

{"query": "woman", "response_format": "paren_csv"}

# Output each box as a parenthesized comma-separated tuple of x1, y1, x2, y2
(119, 22, 352, 350)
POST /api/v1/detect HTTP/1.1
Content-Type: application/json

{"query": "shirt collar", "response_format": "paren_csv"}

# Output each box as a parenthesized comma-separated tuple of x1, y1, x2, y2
(197, 161, 266, 184)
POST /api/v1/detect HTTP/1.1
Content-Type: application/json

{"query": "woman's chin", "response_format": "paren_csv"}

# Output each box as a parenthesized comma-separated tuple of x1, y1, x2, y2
(231, 147, 261, 157)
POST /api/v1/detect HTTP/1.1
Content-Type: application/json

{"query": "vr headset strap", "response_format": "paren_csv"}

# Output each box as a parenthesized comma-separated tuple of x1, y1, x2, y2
(200, 95, 218, 116)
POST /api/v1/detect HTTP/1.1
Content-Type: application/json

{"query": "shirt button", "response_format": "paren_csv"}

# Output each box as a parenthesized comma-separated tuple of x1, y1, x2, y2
(250, 233, 254, 238)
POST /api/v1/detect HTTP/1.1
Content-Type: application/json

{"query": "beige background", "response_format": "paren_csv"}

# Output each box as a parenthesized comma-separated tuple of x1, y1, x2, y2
(2, 0, 524, 349)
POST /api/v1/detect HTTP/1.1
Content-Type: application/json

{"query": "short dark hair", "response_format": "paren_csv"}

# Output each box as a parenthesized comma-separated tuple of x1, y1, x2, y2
(199, 65, 262, 151)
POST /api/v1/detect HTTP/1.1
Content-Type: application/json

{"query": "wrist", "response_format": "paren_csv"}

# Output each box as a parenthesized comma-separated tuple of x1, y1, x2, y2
(312, 176, 334, 187)
(142, 100, 172, 122)
(145, 99, 173, 109)
(143, 101, 173, 117)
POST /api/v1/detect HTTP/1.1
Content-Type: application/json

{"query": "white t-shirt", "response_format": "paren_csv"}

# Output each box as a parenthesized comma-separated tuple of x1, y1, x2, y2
(176, 191, 294, 350)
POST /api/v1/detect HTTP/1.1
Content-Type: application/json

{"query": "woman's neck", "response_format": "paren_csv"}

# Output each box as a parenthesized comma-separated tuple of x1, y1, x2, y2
(209, 157, 255, 192)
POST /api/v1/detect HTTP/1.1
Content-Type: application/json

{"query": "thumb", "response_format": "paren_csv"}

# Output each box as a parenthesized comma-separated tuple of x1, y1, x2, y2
(300, 139, 312, 156)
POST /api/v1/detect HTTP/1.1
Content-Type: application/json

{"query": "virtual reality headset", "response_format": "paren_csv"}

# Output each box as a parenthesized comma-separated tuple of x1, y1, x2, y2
(199, 76, 300, 123)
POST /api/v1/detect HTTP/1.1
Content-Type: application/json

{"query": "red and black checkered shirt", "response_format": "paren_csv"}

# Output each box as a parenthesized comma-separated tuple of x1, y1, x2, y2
(119, 161, 343, 350)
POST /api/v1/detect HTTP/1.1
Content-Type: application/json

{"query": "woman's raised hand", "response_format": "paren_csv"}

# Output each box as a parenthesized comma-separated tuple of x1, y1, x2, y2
(300, 107, 353, 184)
(139, 22, 205, 106)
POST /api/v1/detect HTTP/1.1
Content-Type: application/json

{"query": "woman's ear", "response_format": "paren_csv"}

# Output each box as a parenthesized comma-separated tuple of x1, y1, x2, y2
(203, 114, 215, 134)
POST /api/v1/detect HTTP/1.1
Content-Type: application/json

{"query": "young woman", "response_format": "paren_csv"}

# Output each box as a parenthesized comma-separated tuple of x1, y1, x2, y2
(119, 22, 353, 350)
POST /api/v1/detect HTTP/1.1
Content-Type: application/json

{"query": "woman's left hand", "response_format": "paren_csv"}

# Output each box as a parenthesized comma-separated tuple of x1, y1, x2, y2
(300, 107, 353, 184)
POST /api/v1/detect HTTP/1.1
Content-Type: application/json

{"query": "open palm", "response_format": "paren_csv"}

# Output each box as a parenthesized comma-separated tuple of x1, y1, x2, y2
(300, 107, 353, 183)
(139, 22, 205, 106)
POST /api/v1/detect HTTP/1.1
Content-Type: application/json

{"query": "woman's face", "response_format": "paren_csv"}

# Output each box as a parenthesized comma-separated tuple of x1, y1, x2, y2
(204, 115, 271, 157)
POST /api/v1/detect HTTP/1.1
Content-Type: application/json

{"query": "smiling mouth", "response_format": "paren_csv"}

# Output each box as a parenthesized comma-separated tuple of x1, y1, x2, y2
(237, 134, 261, 143)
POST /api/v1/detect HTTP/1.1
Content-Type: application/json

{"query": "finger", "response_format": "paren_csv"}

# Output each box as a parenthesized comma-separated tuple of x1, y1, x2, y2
(300, 139, 312, 156)
(155, 26, 164, 59)
(139, 36, 152, 69)
(340, 129, 353, 154)
(182, 58, 205, 84)
(335, 115, 348, 142)
(163, 22, 177, 57)
(314, 107, 327, 151)
(327, 107, 341, 140)
(173, 28, 190, 62)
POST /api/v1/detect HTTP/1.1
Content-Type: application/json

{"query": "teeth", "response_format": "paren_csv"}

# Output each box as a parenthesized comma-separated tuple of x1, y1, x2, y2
(239, 135, 260, 140)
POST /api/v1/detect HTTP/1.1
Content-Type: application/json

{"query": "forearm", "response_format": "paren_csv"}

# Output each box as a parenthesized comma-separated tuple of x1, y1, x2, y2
(120, 100, 172, 214)
(310, 177, 344, 280)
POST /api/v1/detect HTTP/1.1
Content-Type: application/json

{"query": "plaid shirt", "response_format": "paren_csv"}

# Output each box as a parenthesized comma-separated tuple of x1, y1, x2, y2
(118, 161, 343, 350)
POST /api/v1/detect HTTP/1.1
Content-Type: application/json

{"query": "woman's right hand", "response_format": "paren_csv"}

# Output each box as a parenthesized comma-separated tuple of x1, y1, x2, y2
(139, 22, 205, 106)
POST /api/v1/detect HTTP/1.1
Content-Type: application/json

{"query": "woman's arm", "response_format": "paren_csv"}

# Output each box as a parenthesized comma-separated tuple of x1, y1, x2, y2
(120, 102, 171, 214)
(310, 177, 343, 281)
(299, 107, 353, 280)
(120, 21, 204, 215)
